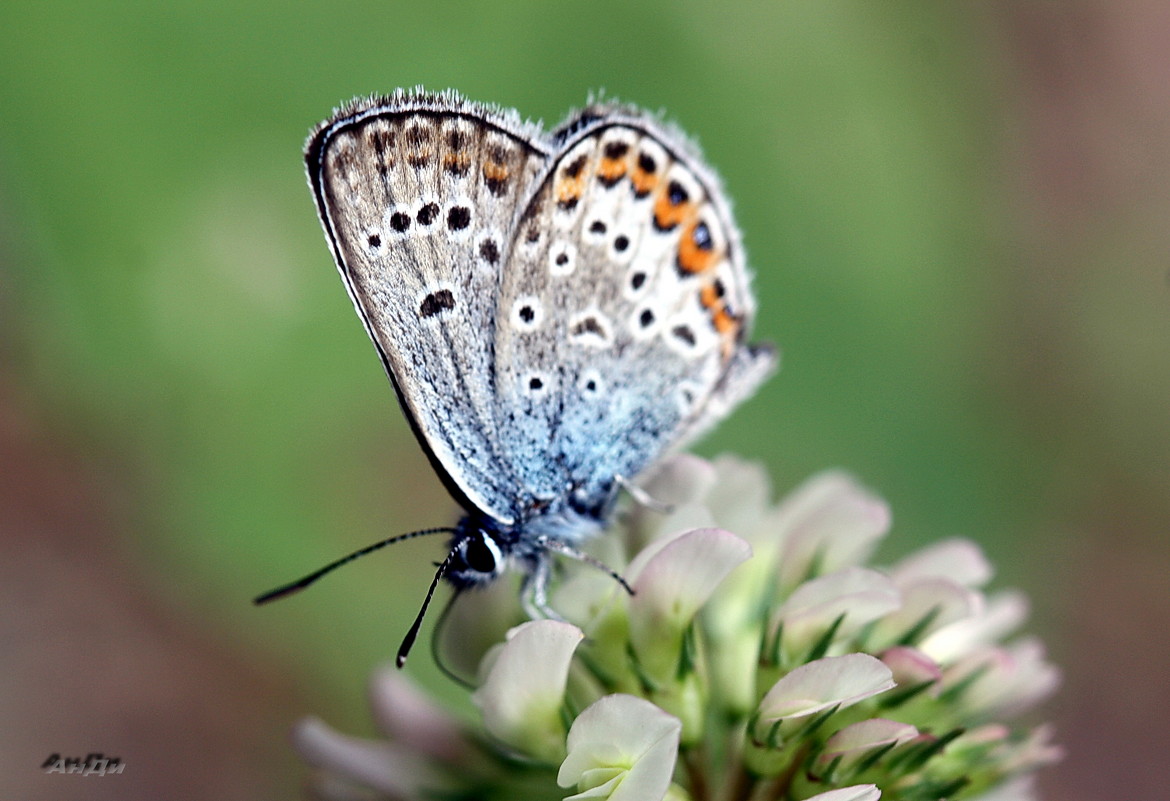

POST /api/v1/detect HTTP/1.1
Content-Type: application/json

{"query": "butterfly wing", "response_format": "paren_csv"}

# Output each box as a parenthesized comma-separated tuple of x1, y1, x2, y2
(306, 91, 553, 523)
(493, 105, 776, 517)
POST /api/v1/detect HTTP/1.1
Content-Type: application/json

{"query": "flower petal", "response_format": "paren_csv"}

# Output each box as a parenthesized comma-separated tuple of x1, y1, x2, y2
(774, 472, 890, 593)
(705, 455, 774, 534)
(889, 538, 992, 588)
(774, 567, 901, 658)
(628, 528, 752, 683)
(368, 667, 470, 763)
(880, 646, 942, 696)
(920, 589, 1029, 664)
(946, 637, 1061, 719)
(757, 653, 895, 724)
(472, 620, 584, 762)
(804, 785, 882, 801)
(867, 577, 981, 651)
(642, 453, 720, 509)
(821, 719, 919, 768)
(437, 572, 529, 676)
(627, 455, 721, 553)
(558, 695, 681, 801)
(698, 460, 790, 713)
(966, 775, 1041, 801)
(998, 723, 1064, 772)
(293, 716, 453, 797)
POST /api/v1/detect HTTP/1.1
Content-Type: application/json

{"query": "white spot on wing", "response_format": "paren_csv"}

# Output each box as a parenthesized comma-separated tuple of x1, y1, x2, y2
(584, 218, 609, 245)
(568, 309, 613, 348)
(629, 303, 660, 340)
(363, 227, 384, 252)
(663, 310, 715, 358)
(610, 228, 637, 266)
(623, 263, 651, 300)
(510, 296, 543, 331)
(578, 369, 605, 396)
(522, 371, 552, 397)
(549, 241, 577, 277)
(676, 380, 701, 416)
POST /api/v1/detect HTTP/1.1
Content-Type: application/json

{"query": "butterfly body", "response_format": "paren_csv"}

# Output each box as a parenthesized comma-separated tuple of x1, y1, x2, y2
(294, 89, 775, 647)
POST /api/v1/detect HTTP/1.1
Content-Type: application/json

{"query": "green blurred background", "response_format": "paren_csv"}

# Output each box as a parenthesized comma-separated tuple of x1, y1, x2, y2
(2, 2, 1166, 799)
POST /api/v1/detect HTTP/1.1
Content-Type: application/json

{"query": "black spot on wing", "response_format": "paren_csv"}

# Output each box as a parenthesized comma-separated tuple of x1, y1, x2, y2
(571, 316, 604, 337)
(604, 141, 630, 159)
(447, 206, 471, 230)
(479, 238, 500, 264)
(419, 289, 455, 318)
(563, 153, 588, 178)
(671, 325, 696, 347)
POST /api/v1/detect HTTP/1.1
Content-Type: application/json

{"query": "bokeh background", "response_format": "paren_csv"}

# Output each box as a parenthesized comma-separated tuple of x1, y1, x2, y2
(2, 2, 1167, 799)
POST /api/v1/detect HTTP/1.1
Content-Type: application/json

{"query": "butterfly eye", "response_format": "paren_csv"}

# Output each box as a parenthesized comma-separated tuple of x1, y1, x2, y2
(460, 534, 501, 575)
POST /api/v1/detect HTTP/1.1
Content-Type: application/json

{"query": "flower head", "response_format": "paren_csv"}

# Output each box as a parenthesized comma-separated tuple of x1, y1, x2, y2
(294, 455, 1060, 801)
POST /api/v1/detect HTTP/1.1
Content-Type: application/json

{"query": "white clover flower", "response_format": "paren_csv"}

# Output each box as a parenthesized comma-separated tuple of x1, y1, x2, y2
(626, 527, 752, 689)
(558, 694, 682, 801)
(472, 619, 584, 761)
(293, 455, 1060, 801)
(770, 567, 901, 664)
(755, 653, 896, 732)
(819, 719, 921, 771)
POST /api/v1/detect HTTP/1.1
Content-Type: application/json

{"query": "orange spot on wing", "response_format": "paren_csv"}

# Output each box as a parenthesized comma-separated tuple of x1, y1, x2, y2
(557, 175, 585, 204)
(556, 169, 588, 204)
(697, 280, 741, 360)
(677, 220, 718, 274)
(631, 164, 658, 197)
(557, 153, 591, 206)
(712, 308, 736, 335)
(406, 148, 432, 167)
(442, 152, 470, 173)
(598, 156, 627, 185)
(483, 161, 509, 182)
(653, 195, 693, 231)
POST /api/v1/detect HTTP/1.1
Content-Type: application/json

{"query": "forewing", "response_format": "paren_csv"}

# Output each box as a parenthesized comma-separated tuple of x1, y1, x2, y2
(306, 91, 551, 522)
(493, 107, 776, 508)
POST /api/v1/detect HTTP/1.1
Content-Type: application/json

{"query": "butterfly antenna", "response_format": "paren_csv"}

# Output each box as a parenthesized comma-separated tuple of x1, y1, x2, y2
(396, 543, 461, 668)
(430, 589, 476, 689)
(253, 527, 456, 605)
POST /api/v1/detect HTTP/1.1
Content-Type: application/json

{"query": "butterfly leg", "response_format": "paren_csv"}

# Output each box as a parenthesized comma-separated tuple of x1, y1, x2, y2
(615, 474, 674, 515)
(520, 553, 566, 621)
(537, 536, 634, 596)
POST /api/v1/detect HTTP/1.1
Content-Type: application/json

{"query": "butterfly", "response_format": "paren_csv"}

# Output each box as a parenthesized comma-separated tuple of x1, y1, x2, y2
(256, 89, 776, 666)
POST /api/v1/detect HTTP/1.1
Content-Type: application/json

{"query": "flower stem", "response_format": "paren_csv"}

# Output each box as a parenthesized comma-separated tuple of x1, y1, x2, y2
(683, 746, 711, 801)
(758, 743, 806, 801)
(721, 757, 754, 801)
